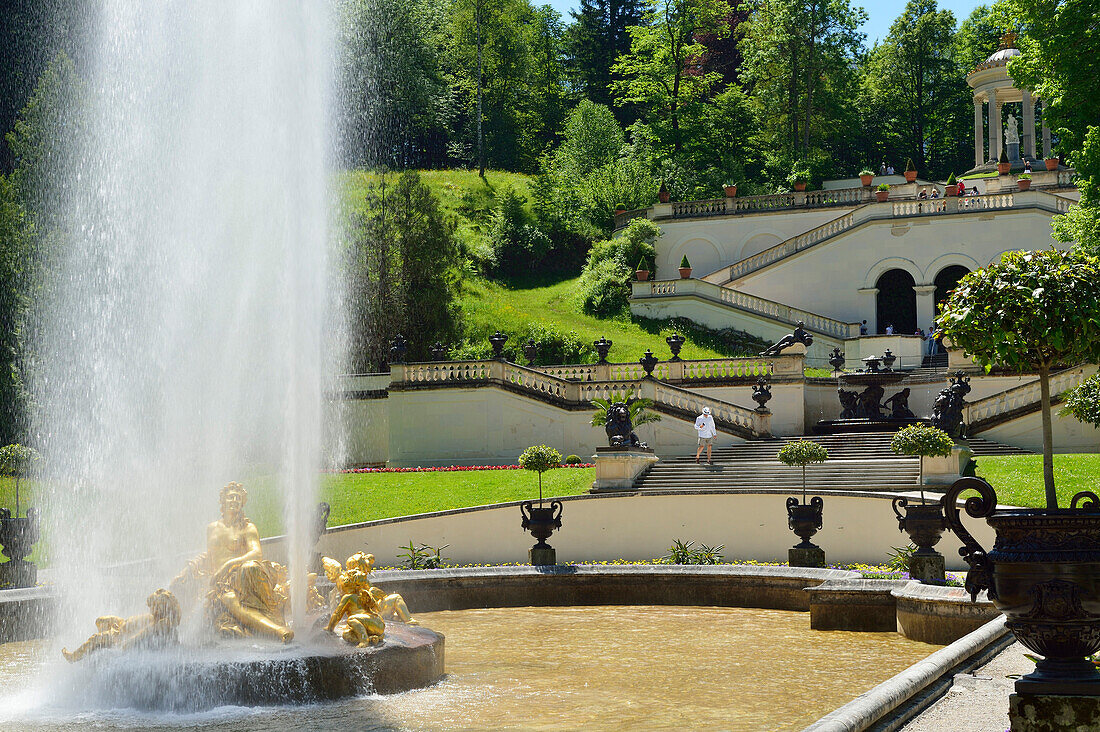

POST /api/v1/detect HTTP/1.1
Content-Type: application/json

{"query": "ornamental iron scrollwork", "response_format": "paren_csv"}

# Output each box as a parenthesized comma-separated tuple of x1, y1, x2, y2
(941, 477, 998, 602)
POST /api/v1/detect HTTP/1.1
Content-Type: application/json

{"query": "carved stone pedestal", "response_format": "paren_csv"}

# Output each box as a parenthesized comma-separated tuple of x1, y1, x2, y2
(789, 546, 825, 568)
(922, 445, 974, 485)
(529, 546, 556, 566)
(908, 553, 945, 584)
(1010, 693, 1100, 731)
(590, 447, 658, 492)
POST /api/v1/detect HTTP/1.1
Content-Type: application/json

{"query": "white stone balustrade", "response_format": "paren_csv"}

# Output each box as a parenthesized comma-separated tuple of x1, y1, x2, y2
(964, 365, 1097, 427)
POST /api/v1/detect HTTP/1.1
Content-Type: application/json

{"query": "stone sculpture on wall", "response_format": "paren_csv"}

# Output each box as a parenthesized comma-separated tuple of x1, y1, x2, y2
(760, 322, 813, 356)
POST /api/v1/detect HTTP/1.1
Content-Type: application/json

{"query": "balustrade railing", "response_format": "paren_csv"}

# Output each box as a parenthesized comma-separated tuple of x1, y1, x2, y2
(671, 198, 728, 218)
(398, 361, 492, 384)
(733, 193, 794, 212)
(612, 207, 649, 230)
(724, 211, 857, 282)
(965, 365, 1096, 427)
(652, 382, 758, 433)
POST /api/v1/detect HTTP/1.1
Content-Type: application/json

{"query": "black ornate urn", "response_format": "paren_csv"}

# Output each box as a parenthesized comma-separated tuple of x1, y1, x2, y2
(489, 331, 508, 360)
(786, 496, 824, 548)
(639, 349, 658, 376)
(0, 507, 40, 588)
(943, 477, 1100, 694)
(593, 337, 612, 364)
(828, 347, 845, 372)
(665, 333, 685, 361)
(523, 338, 538, 366)
(752, 376, 772, 412)
(389, 334, 408, 364)
(520, 500, 563, 566)
(881, 349, 897, 370)
(430, 341, 448, 361)
(892, 497, 946, 555)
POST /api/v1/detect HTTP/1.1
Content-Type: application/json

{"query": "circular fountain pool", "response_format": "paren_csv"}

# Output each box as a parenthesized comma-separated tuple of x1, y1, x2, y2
(0, 605, 940, 731)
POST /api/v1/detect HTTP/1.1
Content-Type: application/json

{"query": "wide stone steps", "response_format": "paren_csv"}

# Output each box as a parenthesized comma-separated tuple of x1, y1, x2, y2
(662, 433, 904, 463)
(963, 436, 1033, 456)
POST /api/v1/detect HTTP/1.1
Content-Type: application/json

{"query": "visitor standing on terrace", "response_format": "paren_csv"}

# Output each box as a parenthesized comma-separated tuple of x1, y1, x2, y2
(694, 407, 716, 465)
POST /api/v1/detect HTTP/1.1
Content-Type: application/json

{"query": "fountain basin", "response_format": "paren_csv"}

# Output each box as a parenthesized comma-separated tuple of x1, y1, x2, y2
(59, 624, 443, 711)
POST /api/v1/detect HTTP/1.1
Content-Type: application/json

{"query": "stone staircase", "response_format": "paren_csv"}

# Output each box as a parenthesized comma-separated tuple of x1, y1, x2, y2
(633, 433, 920, 491)
(963, 436, 1033, 457)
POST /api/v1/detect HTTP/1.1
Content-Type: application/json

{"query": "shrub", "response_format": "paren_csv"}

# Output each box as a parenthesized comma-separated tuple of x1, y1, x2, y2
(891, 424, 954, 502)
(787, 161, 811, 185)
(877, 183, 890, 192)
(0, 443, 40, 517)
(946, 172, 956, 184)
(679, 254, 691, 269)
(636, 256, 649, 272)
(859, 168, 875, 176)
(489, 185, 551, 275)
(578, 218, 659, 317)
(519, 444, 562, 502)
(1018, 173, 1032, 180)
(591, 390, 661, 428)
(905, 158, 916, 172)
(564, 454, 583, 465)
(1061, 375, 1100, 427)
(777, 440, 828, 502)
(660, 539, 725, 565)
(399, 541, 449, 570)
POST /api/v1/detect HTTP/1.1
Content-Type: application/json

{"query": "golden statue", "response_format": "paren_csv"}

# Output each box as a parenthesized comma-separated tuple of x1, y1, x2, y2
(324, 568, 386, 647)
(62, 588, 180, 662)
(322, 551, 417, 626)
(171, 482, 294, 642)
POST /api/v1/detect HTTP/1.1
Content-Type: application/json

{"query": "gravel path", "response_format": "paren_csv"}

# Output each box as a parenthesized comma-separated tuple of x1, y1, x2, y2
(900, 641, 1033, 732)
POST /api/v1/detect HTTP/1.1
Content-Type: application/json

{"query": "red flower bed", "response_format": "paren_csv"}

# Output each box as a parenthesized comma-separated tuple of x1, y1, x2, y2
(327, 463, 595, 474)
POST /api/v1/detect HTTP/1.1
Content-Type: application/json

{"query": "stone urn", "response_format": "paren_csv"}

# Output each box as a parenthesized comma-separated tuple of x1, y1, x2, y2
(665, 333, 685, 361)
(943, 477, 1100, 694)
(488, 331, 508, 360)
(787, 497, 825, 567)
(520, 500, 563, 566)
(593, 337, 612, 364)
(892, 498, 947, 583)
(0, 507, 40, 588)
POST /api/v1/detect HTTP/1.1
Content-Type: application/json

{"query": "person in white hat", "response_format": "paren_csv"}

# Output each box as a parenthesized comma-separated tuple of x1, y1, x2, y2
(694, 406, 717, 464)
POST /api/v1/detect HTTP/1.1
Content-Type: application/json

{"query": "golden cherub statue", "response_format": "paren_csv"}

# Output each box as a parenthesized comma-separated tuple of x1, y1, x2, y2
(324, 568, 387, 647)
(170, 482, 294, 642)
(62, 588, 180, 662)
(322, 551, 417, 627)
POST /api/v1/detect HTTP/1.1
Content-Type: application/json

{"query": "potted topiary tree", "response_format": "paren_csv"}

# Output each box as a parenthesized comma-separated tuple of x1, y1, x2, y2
(904, 158, 917, 182)
(778, 440, 829, 567)
(875, 183, 890, 202)
(658, 182, 671, 203)
(859, 169, 874, 187)
(1017, 172, 1031, 191)
(0, 444, 42, 589)
(939, 247, 1100, 693)
(518, 444, 564, 566)
(635, 257, 650, 282)
(678, 255, 692, 279)
(944, 173, 958, 197)
(614, 202, 627, 214)
(997, 146, 1011, 175)
(890, 424, 955, 584)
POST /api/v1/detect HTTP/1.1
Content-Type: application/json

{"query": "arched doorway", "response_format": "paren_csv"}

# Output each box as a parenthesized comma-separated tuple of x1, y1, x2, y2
(934, 265, 970, 314)
(875, 269, 917, 334)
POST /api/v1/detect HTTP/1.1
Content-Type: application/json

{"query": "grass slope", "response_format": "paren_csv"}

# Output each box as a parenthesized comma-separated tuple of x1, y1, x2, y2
(972, 453, 1100, 509)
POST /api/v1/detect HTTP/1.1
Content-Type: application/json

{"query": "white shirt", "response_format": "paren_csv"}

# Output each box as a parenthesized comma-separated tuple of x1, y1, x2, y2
(694, 414, 717, 438)
(885, 325, 894, 334)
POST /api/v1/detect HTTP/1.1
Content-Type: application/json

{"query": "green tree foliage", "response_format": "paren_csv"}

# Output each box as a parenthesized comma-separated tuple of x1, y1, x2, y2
(1061, 375, 1100, 429)
(953, 4, 1002, 74)
(519, 443, 562, 501)
(859, 1, 971, 180)
(739, 0, 865, 183)
(891, 423, 954, 502)
(0, 443, 40, 516)
(777, 439, 828, 502)
(0, 176, 31, 445)
(487, 185, 551, 275)
(565, 0, 648, 119)
(937, 248, 1100, 508)
(577, 218, 659, 316)
(590, 389, 662, 427)
(344, 171, 462, 370)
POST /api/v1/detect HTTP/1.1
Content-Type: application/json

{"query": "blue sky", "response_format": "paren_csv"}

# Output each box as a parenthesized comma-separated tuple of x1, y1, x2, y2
(544, 1, 988, 48)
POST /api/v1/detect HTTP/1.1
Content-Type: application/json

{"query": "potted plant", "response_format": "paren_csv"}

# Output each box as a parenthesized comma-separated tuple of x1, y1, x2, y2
(997, 146, 1011, 175)
(614, 202, 627, 214)
(0, 444, 42, 589)
(875, 183, 890, 202)
(938, 247, 1100, 693)
(859, 169, 874, 187)
(658, 182, 670, 203)
(904, 158, 917, 182)
(778, 440, 829, 567)
(788, 162, 811, 192)
(723, 181, 738, 198)
(889, 424, 955, 583)
(945, 173, 958, 197)
(518, 444, 564, 566)
(1045, 156, 1059, 171)
(635, 257, 650, 282)
(678, 255, 692, 279)
(1017, 172, 1032, 190)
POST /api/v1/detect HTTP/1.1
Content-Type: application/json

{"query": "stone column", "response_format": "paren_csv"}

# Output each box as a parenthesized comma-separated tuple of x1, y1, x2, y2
(857, 287, 878, 334)
(1041, 100, 1052, 159)
(988, 87, 1001, 163)
(914, 285, 938, 335)
(973, 98, 985, 168)
(1022, 89, 1035, 158)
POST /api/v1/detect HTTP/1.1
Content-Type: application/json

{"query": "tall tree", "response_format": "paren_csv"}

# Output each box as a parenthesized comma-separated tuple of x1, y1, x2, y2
(565, 0, 648, 118)
(954, 4, 1002, 74)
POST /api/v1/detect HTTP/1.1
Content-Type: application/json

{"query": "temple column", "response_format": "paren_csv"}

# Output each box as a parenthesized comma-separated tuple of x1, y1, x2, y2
(914, 285, 938, 335)
(858, 287, 879, 334)
(974, 98, 985, 168)
(988, 88, 1001, 163)
(1041, 100, 1052, 159)
(1022, 90, 1035, 158)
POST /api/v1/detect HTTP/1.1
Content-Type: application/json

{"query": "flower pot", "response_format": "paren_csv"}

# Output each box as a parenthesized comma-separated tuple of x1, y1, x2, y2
(875, 190, 889, 202)
(893, 499, 946, 555)
(905, 170, 917, 182)
(678, 267, 692, 279)
(860, 174, 873, 187)
(945, 184, 958, 197)
(723, 184, 737, 198)
(635, 270, 650, 282)
(658, 191, 670, 203)
(943, 478, 1100, 694)
(998, 162, 1011, 175)
(786, 497, 823, 549)
(793, 182, 807, 192)
(1017, 179, 1031, 191)
(520, 500, 562, 566)
(1045, 158, 1059, 171)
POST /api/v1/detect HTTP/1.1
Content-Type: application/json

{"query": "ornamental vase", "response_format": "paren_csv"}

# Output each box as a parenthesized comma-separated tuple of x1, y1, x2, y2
(892, 498, 946, 555)
(520, 500, 563, 548)
(786, 496, 824, 549)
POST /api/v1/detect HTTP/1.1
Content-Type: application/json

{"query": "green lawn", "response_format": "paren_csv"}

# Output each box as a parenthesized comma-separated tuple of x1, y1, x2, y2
(972, 453, 1100, 508)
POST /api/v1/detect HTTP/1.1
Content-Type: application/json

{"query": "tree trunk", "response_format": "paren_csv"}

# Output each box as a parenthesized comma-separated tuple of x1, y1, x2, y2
(1039, 364, 1057, 509)
(476, 0, 485, 178)
(538, 472, 543, 505)
(802, 464, 806, 504)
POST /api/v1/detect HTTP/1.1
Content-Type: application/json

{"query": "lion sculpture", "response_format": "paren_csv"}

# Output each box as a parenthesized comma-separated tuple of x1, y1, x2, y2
(605, 401, 646, 449)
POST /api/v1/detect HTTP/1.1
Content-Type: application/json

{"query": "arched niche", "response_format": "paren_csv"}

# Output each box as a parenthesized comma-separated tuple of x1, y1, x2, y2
(875, 269, 917, 335)
(934, 265, 971, 314)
